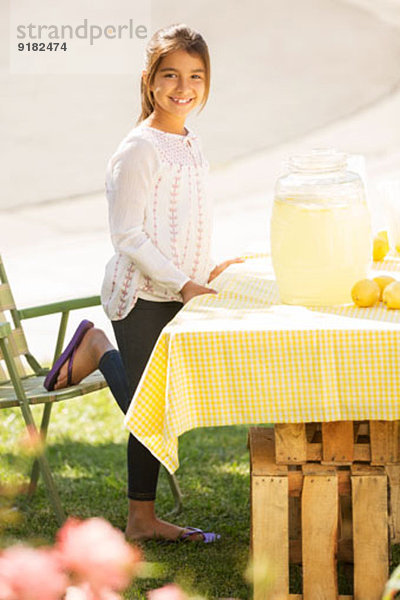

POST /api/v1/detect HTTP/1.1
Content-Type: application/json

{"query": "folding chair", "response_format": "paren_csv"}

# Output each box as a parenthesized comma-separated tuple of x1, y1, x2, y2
(0, 255, 182, 524)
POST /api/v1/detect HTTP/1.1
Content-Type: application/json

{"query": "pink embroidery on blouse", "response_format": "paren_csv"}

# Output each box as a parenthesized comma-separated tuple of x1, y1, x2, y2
(169, 165, 182, 267)
(153, 175, 162, 246)
(190, 166, 204, 280)
(110, 254, 121, 300)
(143, 275, 155, 293)
(117, 263, 134, 319)
(180, 165, 193, 269)
(141, 127, 204, 168)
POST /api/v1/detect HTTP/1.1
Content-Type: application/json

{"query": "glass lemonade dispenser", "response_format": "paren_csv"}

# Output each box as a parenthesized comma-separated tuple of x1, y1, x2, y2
(270, 148, 371, 306)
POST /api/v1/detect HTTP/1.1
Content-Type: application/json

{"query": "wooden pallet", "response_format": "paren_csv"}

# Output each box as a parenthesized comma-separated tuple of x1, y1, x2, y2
(249, 427, 390, 600)
(274, 421, 400, 465)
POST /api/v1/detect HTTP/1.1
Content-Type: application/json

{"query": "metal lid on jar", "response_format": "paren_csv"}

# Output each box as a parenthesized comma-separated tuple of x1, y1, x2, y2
(288, 148, 347, 173)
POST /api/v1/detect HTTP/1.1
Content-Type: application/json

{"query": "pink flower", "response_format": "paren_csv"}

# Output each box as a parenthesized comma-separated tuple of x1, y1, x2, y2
(148, 584, 187, 600)
(0, 545, 67, 600)
(65, 583, 121, 600)
(0, 578, 13, 600)
(56, 518, 141, 593)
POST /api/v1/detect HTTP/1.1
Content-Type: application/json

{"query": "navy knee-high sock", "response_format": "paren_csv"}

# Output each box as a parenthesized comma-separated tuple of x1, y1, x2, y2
(98, 349, 131, 414)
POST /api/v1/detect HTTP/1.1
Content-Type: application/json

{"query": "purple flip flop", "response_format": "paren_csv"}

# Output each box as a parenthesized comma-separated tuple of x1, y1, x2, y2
(179, 527, 221, 543)
(44, 320, 94, 391)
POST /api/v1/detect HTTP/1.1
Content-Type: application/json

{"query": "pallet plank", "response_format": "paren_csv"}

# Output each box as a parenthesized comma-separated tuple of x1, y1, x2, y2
(386, 465, 400, 543)
(252, 475, 289, 600)
(322, 421, 354, 464)
(351, 468, 388, 600)
(302, 471, 338, 600)
(290, 538, 353, 565)
(249, 427, 287, 476)
(275, 424, 307, 464)
(249, 427, 289, 599)
(288, 469, 350, 498)
(369, 421, 399, 464)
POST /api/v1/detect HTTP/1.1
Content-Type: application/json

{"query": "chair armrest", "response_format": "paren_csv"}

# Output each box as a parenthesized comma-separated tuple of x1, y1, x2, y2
(17, 296, 101, 320)
(0, 322, 11, 338)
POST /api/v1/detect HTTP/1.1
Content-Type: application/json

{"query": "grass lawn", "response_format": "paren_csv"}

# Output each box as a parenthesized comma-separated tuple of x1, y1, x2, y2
(0, 390, 252, 599)
(1, 390, 400, 599)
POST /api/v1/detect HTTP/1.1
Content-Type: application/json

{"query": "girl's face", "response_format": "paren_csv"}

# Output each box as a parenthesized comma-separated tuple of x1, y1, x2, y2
(149, 49, 206, 120)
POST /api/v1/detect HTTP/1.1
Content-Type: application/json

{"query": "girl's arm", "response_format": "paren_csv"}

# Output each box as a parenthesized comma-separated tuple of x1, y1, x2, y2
(107, 137, 190, 294)
(181, 280, 217, 304)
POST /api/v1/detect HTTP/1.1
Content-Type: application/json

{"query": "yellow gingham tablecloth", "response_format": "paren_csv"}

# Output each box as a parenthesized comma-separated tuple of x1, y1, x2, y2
(124, 254, 400, 473)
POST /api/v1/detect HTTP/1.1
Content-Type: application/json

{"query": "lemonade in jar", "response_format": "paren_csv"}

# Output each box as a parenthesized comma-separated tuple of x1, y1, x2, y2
(270, 149, 371, 306)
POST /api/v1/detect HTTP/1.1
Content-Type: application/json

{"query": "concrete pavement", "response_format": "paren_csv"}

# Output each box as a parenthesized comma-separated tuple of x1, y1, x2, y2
(2, 0, 400, 208)
(2, 0, 400, 359)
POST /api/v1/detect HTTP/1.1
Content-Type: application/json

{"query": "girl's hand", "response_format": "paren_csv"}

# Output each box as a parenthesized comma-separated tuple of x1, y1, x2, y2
(208, 257, 245, 283)
(180, 280, 217, 305)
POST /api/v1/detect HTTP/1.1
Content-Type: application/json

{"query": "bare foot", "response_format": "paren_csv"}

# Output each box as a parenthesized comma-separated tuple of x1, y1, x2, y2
(125, 517, 204, 542)
(54, 328, 114, 389)
(125, 501, 204, 542)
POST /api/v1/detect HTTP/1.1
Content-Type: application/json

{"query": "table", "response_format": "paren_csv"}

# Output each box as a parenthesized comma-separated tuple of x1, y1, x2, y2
(124, 253, 400, 599)
(124, 253, 400, 474)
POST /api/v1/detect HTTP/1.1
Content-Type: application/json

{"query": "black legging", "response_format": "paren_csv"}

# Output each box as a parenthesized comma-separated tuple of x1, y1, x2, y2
(99, 298, 182, 501)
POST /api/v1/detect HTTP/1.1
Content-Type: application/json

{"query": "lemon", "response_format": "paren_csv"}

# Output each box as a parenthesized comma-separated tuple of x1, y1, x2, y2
(373, 275, 396, 300)
(382, 281, 400, 309)
(373, 231, 389, 261)
(351, 279, 380, 307)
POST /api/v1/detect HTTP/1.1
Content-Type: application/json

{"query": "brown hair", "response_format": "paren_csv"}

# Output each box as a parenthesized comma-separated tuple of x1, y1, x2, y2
(137, 23, 210, 124)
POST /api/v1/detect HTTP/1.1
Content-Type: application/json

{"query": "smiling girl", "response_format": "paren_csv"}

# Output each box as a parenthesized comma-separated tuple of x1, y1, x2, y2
(100, 23, 241, 542)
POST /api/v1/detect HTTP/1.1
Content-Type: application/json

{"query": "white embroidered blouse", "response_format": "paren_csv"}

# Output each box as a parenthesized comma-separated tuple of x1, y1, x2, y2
(101, 123, 214, 321)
